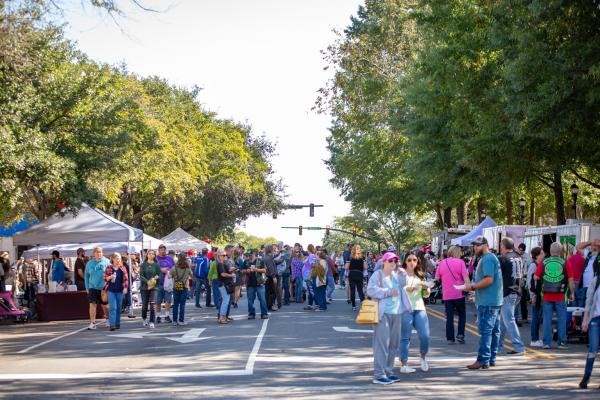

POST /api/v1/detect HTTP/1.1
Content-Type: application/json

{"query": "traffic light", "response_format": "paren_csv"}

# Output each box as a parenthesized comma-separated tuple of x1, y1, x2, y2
(352, 226, 357, 238)
(299, 225, 303, 235)
(325, 225, 331, 236)
(309, 203, 315, 217)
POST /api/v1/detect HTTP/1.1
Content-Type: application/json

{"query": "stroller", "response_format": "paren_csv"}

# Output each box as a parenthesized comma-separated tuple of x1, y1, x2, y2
(426, 280, 443, 304)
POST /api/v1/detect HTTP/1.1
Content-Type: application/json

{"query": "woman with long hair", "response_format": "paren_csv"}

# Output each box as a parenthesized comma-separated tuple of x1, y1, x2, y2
(399, 251, 431, 373)
(170, 252, 192, 326)
(103, 253, 129, 331)
(528, 247, 545, 347)
(579, 239, 600, 388)
(312, 252, 328, 311)
(232, 248, 244, 308)
(346, 244, 367, 311)
(302, 244, 318, 310)
(291, 245, 305, 303)
(140, 250, 161, 328)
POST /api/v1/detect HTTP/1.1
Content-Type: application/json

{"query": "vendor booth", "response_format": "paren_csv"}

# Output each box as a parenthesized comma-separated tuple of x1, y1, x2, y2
(450, 217, 497, 247)
(12, 204, 143, 322)
(161, 228, 210, 252)
(483, 225, 533, 252)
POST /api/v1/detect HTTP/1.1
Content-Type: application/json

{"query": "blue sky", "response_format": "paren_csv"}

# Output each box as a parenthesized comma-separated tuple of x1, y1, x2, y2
(61, 0, 362, 245)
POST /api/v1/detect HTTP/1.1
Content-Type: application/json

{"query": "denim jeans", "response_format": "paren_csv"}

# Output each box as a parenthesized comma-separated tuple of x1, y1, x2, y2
(108, 291, 123, 328)
(530, 303, 542, 341)
(400, 310, 430, 362)
(499, 293, 525, 352)
(444, 297, 466, 341)
(195, 278, 211, 307)
(211, 279, 220, 311)
(585, 316, 600, 376)
(218, 285, 231, 317)
(306, 279, 315, 306)
(543, 300, 567, 345)
(326, 275, 335, 299)
(247, 285, 268, 317)
(314, 283, 327, 310)
(282, 273, 290, 305)
(574, 286, 587, 307)
(338, 268, 346, 287)
(294, 276, 304, 302)
(476, 305, 501, 366)
(172, 288, 188, 323)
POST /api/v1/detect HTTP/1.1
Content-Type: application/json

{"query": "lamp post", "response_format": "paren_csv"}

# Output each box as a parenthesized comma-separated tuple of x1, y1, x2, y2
(518, 198, 526, 225)
(571, 183, 579, 219)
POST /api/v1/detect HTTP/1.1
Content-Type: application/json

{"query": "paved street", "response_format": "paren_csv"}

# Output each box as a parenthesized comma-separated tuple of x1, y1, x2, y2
(0, 288, 595, 399)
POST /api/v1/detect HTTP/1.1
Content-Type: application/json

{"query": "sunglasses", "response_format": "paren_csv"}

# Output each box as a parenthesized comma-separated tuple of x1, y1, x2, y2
(385, 259, 398, 263)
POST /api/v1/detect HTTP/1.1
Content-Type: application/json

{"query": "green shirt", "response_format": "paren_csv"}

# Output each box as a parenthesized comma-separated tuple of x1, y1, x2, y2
(140, 262, 161, 290)
(405, 275, 426, 311)
(208, 260, 218, 280)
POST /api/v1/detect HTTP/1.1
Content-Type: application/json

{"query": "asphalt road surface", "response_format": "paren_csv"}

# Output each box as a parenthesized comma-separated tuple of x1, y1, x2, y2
(0, 287, 596, 399)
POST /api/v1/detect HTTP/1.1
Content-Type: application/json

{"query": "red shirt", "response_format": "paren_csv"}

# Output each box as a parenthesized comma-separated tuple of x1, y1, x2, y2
(566, 253, 586, 283)
(534, 259, 574, 302)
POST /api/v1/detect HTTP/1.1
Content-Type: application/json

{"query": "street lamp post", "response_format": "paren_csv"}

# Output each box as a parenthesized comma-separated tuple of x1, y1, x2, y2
(518, 198, 526, 225)
(571, 183, 579, 219)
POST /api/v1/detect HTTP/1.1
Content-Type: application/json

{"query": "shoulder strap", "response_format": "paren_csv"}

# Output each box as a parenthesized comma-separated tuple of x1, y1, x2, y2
(445, 260, 460, 282)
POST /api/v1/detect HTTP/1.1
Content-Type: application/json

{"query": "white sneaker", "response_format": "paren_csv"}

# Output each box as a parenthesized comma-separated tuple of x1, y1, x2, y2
(272, 306, 278, 311)
(105, 320, 110, 328)
(420, 357, 429, 372)
(530, 340, 543, 348)
(178, 321, 187, 326)
(149, 322, 155, 329)
(87, 322, 96, 330)
(143, 319, 149, 327)
(400, 365, 416, 374)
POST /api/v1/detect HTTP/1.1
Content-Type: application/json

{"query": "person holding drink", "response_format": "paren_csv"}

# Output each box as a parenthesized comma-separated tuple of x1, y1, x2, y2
(140, 250, 161, 328)
(366, 252, 412, 385)
(243, 249, 269, 320)
(103, 253, 129, 331)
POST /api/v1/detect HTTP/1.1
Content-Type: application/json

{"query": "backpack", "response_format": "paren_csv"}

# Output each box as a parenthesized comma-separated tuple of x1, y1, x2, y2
(542, 256, 567, 294)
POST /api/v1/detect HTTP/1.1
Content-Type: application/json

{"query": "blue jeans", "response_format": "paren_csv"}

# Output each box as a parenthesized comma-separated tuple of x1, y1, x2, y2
(247, 285, 268, 317)
(338, 268, 346, 287)
(531, 303, 543, 341)
(218, 285, 231, 318)
(400, 310, 430, 362)
(212, 279, 221, 312)
(499, 294, 525, 352)
(314, 284, 327, 310)
(585, 316, 600, 376)
(326, 275, 335, 299)
(195, 278, 210, 307)
(476, 305, 501, 366)
(172, 288, 188, 322)
(543, 300, 567, 345)
(294, 276, 304, 302)
(574, 287, 587, 307)
(108, 291, 123, 328)
(306, 279, 315, 306)
(282, 274, 290, 305)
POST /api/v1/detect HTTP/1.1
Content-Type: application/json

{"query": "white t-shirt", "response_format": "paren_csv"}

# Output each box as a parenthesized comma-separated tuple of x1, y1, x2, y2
(583, 255, 597, 288)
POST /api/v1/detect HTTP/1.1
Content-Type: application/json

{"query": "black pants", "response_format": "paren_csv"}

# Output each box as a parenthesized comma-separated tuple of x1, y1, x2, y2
(444, 297, 466, 341)
(519, 291, 529, 321)
(266, 276, 277, 309)
(24, 283, 37, 309)
(348, 275, 365, 307)
(141, 289, 157, 323)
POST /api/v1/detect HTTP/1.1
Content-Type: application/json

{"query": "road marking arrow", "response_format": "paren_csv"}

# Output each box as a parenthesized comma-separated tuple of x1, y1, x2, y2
(333, 326, 417, 334)
(113, 328, 212, 343)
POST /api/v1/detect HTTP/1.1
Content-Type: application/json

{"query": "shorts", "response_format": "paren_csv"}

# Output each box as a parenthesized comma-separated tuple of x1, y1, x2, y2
(88, 288, 107, 305)
(156, 286, 173, 304)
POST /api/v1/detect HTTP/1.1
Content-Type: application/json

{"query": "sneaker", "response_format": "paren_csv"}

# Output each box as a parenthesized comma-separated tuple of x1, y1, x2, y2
(327, 298, 333, 304)
(233, 303, 238, 309)
(372, 377, 393, 385)
(387, 375, 400, 383)
(447, 340, 455, 345)
(195, 304, 202, 308)
(557, 342, 569, 350)
(400, 366, 416, 374)
(303, 306, 314, 311)
(347, 299, 351, 304)
(272, 305, 278, 311)
(227, 317, 234, 322)
(143, 320, 149, 327)
(105, 320, 110, 328)
(313, 308, 323, 312)
(206, 304, 216, 308)
(178, 321, 187, 326)
(456, 335, 465, 344)
(109, 326, 116, 331)
(261, 315, 269, 319)
(248, 315, 256, 320)
(542, 344, 551, 349)
(507, 350, 525, 355)
(156, 317, 162, 324)
(530, 340, 543, 348)
(87, 322, 96, 330)
(352, 307, 357, 311)
(149, 322, 155, 329)
(172, 322, 178, 327)
(165, 316, 172, 323)
(421, 357, 429, 372)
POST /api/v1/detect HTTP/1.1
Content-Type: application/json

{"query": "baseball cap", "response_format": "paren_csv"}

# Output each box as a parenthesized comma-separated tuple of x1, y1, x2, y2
(387, 245, 397, 252)
(382, 252, 399, 263)
(471, 236, 489, 246)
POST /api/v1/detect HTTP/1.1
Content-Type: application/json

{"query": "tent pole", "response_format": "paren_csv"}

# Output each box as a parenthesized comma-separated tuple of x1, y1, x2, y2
(127, 241, 135, 318)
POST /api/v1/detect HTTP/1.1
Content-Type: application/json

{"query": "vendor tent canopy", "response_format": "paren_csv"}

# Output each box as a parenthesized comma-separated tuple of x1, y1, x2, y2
(141, 233, 163, 250)
(22, 242, 142, 259)
(161, 228, 210, 251)
(451, 216, 497, 247)
(13, 203, 143, 246)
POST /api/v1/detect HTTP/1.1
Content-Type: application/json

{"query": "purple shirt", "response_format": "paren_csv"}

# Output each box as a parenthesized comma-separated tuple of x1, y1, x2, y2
(156, 255, 175, 285)
(291, 258, 304, 280)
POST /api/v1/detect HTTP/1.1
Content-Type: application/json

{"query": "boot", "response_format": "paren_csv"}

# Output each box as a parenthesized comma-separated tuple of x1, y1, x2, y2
(579, 356, 595, 389)
(579, 374, 590, 389)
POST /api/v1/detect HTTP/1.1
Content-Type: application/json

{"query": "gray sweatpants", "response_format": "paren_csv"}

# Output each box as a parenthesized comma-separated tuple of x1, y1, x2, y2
(373, 313, 402, 378)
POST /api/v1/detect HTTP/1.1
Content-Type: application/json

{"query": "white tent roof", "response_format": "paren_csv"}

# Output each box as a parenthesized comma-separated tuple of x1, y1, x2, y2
(22, 242, 142, 259)
(140, 233, 163, 250)
(13, 203, 143, 246)
(161, 228, 210, 251)
(451, 216, 497, 246)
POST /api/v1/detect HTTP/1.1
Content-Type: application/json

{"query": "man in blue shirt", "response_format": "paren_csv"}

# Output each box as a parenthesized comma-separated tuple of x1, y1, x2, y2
(194, 248, 211, 308)
(464, 236, 503, 370)
(50, 250, 66, 284)
(84, 247, 110, 330)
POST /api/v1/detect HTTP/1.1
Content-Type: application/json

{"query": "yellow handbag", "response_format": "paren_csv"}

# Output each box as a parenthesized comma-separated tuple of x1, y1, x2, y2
(355, 298, 379, 324)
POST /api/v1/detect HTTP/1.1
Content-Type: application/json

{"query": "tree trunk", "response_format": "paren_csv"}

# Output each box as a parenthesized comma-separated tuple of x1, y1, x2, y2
(477, 199, 485, 222)
(434, 205, 444, 230)
(131, 202, 144, 230)
(552, 170, 566, 225)
(529, 196, 535, 225)
(505, 192, 513, 224)
(456, 201, 466, 225)
(443, 207, 452, 228)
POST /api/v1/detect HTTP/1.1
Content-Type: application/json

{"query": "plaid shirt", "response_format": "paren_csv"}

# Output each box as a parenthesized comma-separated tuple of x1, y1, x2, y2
(24, 262, 39, 284)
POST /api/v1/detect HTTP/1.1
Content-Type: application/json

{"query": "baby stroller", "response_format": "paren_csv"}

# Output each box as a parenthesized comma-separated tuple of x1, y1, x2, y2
(426, 280, 443, 304)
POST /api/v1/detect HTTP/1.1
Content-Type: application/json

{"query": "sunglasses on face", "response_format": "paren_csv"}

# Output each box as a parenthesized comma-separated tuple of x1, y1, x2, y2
(385, 259, 398, 264)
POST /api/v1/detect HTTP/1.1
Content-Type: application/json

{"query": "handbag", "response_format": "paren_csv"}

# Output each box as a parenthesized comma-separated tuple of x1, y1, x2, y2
(147, 277, 157, 290)
(355, 272, 381, 324)
(224, 281, 235, 294)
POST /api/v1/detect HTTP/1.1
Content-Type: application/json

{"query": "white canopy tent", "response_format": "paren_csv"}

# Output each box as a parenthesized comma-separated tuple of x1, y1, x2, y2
(451, 216, 497, 246)
(161, 228, 210, 252)
(141, 234, 163, 250)
(13, 203, 143, 246)
(22, 242, 142, 259)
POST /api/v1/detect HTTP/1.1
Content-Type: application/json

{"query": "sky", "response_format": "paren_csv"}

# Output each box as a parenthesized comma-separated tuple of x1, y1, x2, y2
(61, 0, 362, 245)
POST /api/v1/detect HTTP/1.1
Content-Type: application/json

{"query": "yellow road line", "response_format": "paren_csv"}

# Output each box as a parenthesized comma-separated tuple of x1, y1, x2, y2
(426, 307, 553, 360)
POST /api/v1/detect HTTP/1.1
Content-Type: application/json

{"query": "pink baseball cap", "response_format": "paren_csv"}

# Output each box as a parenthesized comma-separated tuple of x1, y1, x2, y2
(382, 252, 399, 263)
